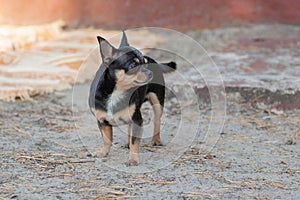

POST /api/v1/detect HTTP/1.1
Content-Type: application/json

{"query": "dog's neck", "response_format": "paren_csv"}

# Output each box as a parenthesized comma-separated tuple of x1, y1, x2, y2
(97, 68, 134, 112)
(97, 68, 116, 95)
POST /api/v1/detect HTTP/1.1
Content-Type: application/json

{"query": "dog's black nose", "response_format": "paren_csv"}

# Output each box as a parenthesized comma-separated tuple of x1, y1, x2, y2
(145, 69, 153, 78)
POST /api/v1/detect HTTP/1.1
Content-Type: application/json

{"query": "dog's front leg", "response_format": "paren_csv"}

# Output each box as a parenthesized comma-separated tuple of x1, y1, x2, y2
(95, 121, 113, 157)
(127, 113, 143, 166)
(124, 124, 131, 149)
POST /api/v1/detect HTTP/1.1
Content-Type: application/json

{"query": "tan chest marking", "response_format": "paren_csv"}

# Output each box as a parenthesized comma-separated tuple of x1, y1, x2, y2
(92, 104, 136, 126)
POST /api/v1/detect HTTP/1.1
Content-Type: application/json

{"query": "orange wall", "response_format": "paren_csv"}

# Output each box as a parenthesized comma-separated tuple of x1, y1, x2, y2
(0, 0, 299, 29)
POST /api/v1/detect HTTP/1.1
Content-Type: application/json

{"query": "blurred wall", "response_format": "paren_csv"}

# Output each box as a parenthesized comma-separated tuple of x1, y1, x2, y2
(0, 0, 299, 29)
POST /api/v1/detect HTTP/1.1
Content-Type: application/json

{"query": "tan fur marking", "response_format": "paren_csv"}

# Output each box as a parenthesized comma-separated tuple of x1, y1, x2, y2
(144, 57, 148, 63)
(134, 57, 140, 64)
(95, 124, 112, 157)
(113, 104, 136, 124)
(147, 92, 163, 145)
(136, 71, 148, 83)
(125, 124, 131, 148)
(116, 70, 148, 92)
(115, 70, 125, 81)
(128, 126, 141, 166)
(92, 104, 136, 126)
(115, 70, 135, 91)
(92, 108, 107, 123)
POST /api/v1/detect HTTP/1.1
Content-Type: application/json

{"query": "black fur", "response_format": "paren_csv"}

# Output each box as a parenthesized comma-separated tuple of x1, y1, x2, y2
(88, 31, 176, 165)
(89, 37, 176, 128)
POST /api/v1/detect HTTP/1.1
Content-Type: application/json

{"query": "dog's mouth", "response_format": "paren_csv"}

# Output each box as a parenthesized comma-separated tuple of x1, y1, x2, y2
(134, 71, 153, 85)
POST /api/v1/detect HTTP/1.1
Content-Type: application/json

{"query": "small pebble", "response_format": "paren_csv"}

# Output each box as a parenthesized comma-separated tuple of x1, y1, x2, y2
(284, 138, 296, 145)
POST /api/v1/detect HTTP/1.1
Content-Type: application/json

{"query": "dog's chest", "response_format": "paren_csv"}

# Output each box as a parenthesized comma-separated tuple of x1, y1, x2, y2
(92, 90, 135, 126)
(106, 90, 124, 117)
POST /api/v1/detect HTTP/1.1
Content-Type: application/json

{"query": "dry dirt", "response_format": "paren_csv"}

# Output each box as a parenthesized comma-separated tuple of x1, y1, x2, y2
(1, 24, 300, 199)
(1, 89, 299, 199)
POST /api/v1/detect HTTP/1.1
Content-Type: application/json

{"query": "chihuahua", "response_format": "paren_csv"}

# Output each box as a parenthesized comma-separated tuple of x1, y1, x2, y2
(89, 31, 176, 166)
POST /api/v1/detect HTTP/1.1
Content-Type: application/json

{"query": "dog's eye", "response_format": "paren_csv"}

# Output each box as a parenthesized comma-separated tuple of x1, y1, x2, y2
(128, 62, 137, 70)
(127, 62, 140, 74)
(128, 58, 140, 69)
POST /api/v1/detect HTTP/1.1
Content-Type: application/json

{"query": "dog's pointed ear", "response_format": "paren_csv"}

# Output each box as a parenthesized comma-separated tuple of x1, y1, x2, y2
(119, 30, 129, 48)
(97, 36, 116, 64)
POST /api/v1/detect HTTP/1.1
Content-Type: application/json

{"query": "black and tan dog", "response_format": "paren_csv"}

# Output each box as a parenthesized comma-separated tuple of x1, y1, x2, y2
(89, 31, 176, 166)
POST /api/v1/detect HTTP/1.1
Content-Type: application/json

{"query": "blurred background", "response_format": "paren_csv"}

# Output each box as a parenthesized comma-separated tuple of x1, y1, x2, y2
(0, 0, 299, 28)
(0, 0, 299, 103)
(1, 1, 300, 199)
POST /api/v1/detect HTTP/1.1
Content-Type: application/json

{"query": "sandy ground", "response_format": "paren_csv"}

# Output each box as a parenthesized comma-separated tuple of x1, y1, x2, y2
(1, 24, 300, 199)
(1, 90, 299, 199)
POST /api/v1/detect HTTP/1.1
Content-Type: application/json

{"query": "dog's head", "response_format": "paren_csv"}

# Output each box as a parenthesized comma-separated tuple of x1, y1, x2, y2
(97, 32, 153, 91)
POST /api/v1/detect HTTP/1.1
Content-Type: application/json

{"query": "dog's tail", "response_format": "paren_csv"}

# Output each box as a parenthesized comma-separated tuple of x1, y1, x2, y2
(159, 61, 177, 73)
(144, 55, 176, 73)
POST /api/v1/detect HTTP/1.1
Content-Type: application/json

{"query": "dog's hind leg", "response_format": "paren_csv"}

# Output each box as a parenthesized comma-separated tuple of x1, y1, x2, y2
(147, 92, 163, 146)
(124, 124, 131, 148)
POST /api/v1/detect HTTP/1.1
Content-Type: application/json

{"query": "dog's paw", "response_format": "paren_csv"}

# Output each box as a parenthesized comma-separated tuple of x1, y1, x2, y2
(151, 140, 163, 146)
(125, 159, 139, 166)
(94, 150, 109, 158)
(124, 142, 130, 149)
